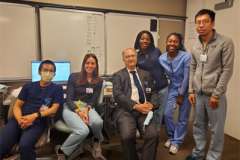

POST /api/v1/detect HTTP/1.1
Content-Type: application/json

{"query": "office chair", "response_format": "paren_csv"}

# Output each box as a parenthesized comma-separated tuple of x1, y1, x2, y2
(2, 89, 50, 160)
(53, 80, 112, 159)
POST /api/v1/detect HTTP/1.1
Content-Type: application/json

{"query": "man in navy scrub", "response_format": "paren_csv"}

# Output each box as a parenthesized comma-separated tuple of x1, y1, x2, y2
(0, 60, 64, 160)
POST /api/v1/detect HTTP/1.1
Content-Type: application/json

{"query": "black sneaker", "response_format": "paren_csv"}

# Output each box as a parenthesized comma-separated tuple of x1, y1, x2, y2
(185, 155, 197, 160)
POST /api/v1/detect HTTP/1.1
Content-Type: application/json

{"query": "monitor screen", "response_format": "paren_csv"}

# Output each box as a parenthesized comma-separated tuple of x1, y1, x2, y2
(31, 60, 70, 83)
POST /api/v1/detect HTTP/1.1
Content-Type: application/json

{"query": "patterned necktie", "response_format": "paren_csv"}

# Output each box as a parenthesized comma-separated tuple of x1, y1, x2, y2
(130, 71, 145, 103)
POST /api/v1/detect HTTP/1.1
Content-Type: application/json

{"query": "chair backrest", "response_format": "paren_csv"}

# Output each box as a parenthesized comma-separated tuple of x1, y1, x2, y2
(97, 80, 105, 104)
(7, 97, 17, 119)
(7, 88, 22, 119)
(97, 80, 112, 102)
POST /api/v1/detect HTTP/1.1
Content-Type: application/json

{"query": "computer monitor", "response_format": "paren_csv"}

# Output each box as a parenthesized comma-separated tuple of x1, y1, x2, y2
(31, 60, 71, 84)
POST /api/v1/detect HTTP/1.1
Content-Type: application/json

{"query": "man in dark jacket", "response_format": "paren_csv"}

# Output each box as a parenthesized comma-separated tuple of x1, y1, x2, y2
(113, 48, 159, 160)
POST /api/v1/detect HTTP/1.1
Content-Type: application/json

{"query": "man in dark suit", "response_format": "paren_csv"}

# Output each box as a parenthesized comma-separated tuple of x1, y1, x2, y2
(113, 48, 159, 160)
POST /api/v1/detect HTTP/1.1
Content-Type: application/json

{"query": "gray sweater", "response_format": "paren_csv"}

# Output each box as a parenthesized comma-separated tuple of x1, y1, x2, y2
(189, 31, 234, 97)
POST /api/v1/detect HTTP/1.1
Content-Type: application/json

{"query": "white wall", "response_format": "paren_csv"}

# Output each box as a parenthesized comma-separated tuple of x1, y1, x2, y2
(185, 0, 240, 140)
(28, 0, 187, 16)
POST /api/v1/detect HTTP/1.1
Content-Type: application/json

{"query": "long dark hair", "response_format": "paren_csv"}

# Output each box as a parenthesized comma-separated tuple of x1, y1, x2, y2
(134, 30, 155, 52)
(166, 32, 186, 52)
(78, 53, 101, 84)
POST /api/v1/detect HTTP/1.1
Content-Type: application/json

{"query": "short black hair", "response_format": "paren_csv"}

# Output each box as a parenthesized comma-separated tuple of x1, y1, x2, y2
(195, 9, 215, 22)
(38, 60, 56, 73)
(134, 30, 155, 51)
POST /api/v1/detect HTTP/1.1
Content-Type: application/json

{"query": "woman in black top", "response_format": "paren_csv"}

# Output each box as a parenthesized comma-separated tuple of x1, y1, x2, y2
(134, 30, 168, 128)
(57, 54, 106, 160)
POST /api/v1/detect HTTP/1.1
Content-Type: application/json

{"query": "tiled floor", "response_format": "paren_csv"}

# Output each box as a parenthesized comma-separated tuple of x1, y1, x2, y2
(4, 124, 240, 160)
(99, 125, 240, 160)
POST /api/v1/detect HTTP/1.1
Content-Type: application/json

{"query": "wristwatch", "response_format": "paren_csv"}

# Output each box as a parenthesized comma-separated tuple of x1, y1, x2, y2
(37, 111, 42, 119)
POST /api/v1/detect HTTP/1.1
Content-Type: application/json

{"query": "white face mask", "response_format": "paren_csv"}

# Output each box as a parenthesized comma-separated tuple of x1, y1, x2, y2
(40, 71, 55, 82)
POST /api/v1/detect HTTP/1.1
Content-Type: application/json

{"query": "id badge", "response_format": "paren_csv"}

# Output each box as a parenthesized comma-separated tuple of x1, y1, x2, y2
(146, 87, 151, 93)
(200, 54, 207, 62)
(86, 87, 93, 94)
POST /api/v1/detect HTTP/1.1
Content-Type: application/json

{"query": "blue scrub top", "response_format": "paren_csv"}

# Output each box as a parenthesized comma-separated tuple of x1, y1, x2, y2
(159, 50, 191, 96)
(18, 81, 64, 116)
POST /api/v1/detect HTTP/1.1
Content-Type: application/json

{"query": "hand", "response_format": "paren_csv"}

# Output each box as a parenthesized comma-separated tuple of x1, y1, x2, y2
(209, 96, 219, 109)
(77, 108, 89, 124)
(176, 95, 184, 106)
(16, 117, 25, 128)
(20, 113, 38, 129)
(145, 102, 153, 110)
(188, 93, 196, 106)
(19, 120, 31, 129)
(134, 102, 153, 114)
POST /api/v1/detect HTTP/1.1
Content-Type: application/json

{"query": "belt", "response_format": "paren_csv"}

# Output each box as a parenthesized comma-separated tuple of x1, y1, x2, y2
(198, 90, 211, 96)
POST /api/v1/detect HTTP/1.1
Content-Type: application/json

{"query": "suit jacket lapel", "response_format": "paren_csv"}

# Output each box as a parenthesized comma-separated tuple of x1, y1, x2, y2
(136, 68, 146, 93)
(123, 68, 132, 96)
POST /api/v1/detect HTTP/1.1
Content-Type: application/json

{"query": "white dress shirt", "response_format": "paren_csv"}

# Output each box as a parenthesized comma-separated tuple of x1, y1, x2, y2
(127, 68, 145, 103)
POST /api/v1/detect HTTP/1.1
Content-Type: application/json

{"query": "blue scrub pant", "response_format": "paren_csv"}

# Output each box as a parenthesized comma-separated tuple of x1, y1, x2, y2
(0, 119, 46, 160)
(164, 89, 190, 146)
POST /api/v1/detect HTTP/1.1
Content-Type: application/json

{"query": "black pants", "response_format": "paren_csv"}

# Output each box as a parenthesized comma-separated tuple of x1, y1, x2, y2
(0, 119, 46, 160)
(117, 111, 159, 160)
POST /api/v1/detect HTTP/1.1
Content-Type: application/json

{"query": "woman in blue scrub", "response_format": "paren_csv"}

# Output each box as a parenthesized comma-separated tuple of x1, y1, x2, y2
(159, 33, 191, 154)
(134, 30, 168, 129)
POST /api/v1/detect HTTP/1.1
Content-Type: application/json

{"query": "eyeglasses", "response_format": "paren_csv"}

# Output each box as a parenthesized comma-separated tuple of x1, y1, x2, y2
(195, 19, 211, 26)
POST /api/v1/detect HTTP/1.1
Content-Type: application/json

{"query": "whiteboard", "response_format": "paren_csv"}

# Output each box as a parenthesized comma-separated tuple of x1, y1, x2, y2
(105, 13, 158, 74)
(40, 8, 105, 74)
(0, 2, 38, 80)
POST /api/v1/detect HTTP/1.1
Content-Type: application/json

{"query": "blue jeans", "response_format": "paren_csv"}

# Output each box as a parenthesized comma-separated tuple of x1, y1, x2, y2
(61, 104, 104, 156)
(153, 86, 168, 129)
(192, 94, 226, 160)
